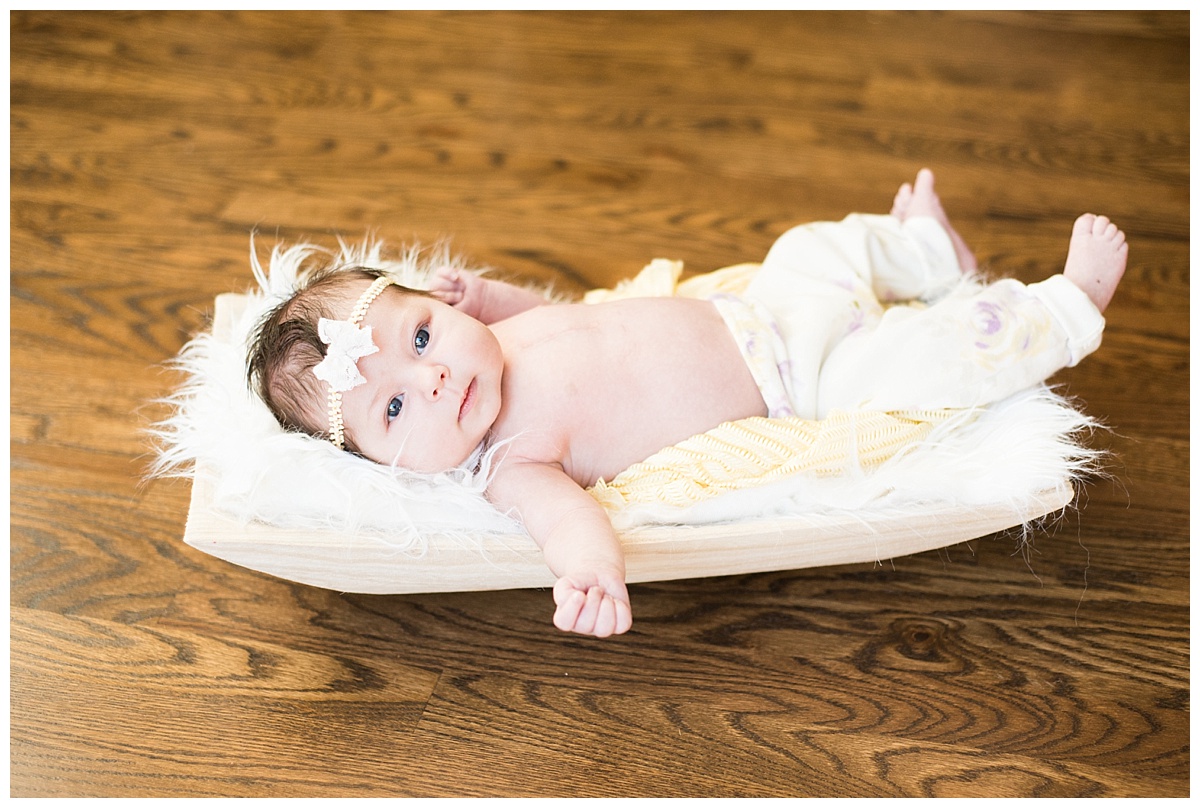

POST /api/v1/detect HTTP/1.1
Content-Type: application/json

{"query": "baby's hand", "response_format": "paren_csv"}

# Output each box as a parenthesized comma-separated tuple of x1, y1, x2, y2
(552, 574, 632, 638)
(429, 265, 468, 305)
(429, 265, 489, 320)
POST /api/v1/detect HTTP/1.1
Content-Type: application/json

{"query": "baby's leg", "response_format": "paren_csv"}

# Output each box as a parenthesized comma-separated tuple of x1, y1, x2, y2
(816, 214, 1121, 415)
(1062, 213, 1127, 313)
(748, 184, 970, 417)
(891, 168, 977, 273)
(817, 279, 1089, 415)
(757, 203, 962, 308)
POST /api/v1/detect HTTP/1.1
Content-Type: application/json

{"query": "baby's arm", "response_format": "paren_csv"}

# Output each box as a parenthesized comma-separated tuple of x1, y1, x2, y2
(429, 267, 549, 324)
(488, 461, 632, 638)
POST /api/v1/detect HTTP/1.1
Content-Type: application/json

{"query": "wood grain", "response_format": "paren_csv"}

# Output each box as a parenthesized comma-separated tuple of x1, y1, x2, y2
(11, 10, 1188, 797)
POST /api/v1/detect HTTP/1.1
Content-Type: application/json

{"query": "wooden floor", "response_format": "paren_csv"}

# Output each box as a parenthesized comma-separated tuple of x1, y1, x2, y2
(10, 11, 1190, 797)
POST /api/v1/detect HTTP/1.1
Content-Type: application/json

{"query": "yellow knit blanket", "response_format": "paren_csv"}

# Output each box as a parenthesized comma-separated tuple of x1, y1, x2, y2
(582, 259, 963, 511)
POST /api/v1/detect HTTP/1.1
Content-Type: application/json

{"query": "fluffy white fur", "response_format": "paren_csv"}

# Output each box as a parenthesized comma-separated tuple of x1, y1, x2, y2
(149, 238, 1103, 556)
(607, 388, 1102, 531)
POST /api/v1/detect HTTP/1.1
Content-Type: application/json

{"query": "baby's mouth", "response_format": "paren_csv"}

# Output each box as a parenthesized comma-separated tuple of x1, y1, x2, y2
(458, 378, 476, 422)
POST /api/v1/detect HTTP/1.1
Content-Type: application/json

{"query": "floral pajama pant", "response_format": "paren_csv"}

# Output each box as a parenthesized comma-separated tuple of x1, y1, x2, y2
(713, 214, 1104, 420)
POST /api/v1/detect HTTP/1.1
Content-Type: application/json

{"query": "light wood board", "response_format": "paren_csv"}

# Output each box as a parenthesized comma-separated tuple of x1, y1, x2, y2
(184, 470, 1071, 593)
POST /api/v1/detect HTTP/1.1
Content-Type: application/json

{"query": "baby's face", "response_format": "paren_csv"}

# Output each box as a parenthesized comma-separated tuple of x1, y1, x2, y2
(336, 284, 504, 472)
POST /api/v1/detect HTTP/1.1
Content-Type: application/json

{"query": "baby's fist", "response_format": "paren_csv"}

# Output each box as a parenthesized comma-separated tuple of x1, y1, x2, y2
(428, 265, 467, 305)
(552, 575, 632, 638)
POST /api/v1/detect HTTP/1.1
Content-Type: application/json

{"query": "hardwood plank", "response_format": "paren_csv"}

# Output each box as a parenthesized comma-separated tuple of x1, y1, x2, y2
(409, 675, 1181, 796)
(11, 608, 440, 797)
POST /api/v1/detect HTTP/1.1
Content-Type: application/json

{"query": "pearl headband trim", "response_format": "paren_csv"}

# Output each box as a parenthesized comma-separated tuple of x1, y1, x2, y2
(312, 275, 394, 450)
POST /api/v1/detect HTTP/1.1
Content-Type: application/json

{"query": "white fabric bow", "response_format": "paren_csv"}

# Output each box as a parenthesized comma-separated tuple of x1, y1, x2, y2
(313, 317, 379, 392)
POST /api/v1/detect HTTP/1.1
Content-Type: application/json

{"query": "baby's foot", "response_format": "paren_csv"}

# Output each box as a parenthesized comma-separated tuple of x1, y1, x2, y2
(1062, 213, 1127, 313)
(895, 168, 978, 273)
(891, 181, 913, 218)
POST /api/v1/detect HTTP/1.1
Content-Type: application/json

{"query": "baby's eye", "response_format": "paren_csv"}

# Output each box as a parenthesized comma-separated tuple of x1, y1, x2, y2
(414, 325, 430, 354)
(387, 396, 404, 422)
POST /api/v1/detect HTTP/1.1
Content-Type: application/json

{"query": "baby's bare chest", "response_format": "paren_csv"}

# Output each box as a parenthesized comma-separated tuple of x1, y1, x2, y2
(493, 298, 768, 484)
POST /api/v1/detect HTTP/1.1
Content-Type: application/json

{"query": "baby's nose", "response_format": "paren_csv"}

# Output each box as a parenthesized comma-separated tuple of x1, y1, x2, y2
(425, 365, 448, 401)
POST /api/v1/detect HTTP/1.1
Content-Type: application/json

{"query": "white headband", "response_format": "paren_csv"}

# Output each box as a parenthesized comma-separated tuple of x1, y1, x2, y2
(312, 275, 394, 449)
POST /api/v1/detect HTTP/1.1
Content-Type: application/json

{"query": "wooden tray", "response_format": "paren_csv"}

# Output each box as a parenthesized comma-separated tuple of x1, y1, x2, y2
(181, 293, 1072, 594)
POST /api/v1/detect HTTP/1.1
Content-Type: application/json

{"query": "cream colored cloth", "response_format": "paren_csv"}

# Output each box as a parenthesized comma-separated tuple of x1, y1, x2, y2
(589, 409, 959, 511)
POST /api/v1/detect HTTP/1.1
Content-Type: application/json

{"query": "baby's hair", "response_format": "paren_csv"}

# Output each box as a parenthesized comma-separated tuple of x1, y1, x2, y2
(246, 265, 427, 454)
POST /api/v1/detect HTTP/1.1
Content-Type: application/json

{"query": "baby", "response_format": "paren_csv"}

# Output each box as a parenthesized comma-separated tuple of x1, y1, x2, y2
(247, 169, 1127, 638)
